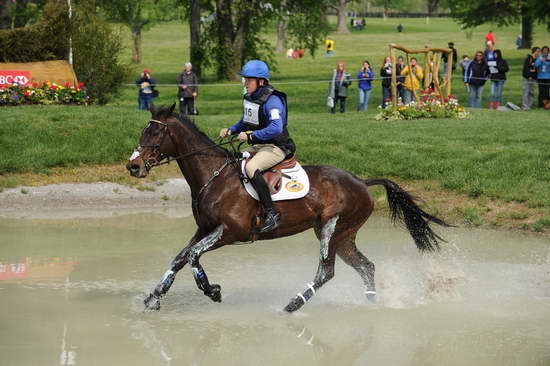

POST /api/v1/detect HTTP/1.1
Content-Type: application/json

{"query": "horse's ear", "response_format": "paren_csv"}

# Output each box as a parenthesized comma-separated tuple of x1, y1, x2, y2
(168, 102, 176, 115)
(149, 103, 157, 116)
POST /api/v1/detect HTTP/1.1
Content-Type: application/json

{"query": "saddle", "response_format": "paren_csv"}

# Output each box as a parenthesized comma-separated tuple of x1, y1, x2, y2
(241, 154, 309, 202)
(245, 155, 297, 194)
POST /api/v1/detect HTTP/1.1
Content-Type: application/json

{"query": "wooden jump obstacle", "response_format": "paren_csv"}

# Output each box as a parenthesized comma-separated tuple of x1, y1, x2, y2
(388, 43, 453, 105)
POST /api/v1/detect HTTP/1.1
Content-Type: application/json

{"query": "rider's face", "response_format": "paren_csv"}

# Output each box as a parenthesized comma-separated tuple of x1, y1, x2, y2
(244, 77, 261, 94)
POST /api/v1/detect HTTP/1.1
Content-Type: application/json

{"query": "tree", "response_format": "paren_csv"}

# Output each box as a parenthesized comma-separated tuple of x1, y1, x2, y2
(449, 0, 550, 49)
(427, 0, 440, 17)
(97, 0, 163, 63)
(330, 0, 353, 33)
(200, 0, 330, 80)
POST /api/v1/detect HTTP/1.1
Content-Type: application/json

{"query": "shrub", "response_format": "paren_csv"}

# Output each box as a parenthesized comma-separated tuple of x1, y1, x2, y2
(71, 1, 130, 105)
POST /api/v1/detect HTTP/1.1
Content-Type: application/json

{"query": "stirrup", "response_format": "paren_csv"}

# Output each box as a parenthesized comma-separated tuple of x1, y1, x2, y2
(259, 210, 280, 233)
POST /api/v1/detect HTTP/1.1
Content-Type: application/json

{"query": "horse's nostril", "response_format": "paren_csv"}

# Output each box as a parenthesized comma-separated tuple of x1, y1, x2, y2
(128, 164, 140, 174)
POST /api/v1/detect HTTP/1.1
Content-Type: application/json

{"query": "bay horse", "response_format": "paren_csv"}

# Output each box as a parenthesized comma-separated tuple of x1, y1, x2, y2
(127, 104, 450, 312)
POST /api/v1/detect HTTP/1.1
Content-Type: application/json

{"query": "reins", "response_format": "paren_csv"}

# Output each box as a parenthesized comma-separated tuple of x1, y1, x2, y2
(139, 119, 240, 169)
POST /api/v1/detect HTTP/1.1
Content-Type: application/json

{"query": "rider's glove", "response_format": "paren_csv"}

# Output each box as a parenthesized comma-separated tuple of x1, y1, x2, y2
(219, 128, 230, 138)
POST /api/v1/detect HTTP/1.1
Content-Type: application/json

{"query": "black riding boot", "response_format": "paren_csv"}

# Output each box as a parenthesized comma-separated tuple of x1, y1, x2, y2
(250, 170, 280, 233)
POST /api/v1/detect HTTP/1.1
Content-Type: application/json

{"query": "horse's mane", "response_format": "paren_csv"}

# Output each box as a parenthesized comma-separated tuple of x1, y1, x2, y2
(153, 105, 229, 154)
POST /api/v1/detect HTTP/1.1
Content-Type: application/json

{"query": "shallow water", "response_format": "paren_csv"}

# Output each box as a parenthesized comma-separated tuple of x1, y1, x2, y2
(1, 214, 549, 366)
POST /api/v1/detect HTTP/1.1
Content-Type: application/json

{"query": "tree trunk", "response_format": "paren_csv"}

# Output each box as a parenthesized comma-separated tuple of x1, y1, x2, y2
(520, 6, 532, 49)
(131, 27, 141, 64)
(427, 0, 439, 17)
(276, 18, 286, 53)
(190, 0, 202, 79)
(336, 0, 349, 33)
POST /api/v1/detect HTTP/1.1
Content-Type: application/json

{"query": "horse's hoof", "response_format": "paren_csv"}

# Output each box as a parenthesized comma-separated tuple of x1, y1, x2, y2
(366, 292, 377, 303)
(144, 294, 161, 311)
(284, 297, 304, 313)
(207, 284, 222, 303)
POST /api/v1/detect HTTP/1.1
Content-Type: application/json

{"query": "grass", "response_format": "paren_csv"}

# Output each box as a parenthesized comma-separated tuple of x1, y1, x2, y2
(1, 17, 549, 232)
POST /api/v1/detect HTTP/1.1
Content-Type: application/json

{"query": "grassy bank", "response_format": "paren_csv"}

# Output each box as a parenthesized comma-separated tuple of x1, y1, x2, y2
(1, 18, 549, 232)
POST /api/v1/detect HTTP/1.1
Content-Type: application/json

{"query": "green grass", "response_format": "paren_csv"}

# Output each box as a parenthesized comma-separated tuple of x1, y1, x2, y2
(1, 17, 550, 217)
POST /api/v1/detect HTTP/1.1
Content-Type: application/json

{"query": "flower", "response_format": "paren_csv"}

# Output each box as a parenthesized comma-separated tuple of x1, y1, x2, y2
(77, 82, 85, 88)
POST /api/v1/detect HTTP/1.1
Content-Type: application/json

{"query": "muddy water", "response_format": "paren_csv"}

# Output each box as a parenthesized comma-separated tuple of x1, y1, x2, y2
(1, 214, 549, 366)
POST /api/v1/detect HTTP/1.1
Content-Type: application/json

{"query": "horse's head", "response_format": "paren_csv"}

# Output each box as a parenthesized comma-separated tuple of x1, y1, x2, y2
(127, 103, 178, 178)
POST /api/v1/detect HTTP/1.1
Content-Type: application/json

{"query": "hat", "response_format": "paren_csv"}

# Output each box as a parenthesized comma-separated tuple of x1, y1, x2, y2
(448, 42, 454, 47)
(338, 60, 345, 65)
(143, 68, 151, 73)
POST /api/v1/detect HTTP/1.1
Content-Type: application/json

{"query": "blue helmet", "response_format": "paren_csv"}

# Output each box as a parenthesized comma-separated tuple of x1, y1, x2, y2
(239, 60, 270, 80)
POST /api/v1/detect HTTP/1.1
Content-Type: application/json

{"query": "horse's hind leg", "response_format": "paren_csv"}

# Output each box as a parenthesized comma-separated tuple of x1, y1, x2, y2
(336, 238, 377, 302)
(284, 217, 339, 313)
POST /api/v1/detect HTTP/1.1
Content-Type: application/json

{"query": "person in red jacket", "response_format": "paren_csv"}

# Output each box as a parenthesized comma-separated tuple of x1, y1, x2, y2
(485, 30, 496, 46)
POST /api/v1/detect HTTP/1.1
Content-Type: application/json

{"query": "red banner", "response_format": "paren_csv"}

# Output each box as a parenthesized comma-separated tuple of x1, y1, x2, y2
(0, 70, 31, 87)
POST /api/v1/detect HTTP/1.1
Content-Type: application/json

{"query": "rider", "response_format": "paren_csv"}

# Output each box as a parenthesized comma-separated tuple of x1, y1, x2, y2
(219, 60, 296, 233)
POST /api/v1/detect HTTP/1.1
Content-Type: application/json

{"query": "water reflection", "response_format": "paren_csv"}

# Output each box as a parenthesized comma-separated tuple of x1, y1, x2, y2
(0, 257, 77, 282)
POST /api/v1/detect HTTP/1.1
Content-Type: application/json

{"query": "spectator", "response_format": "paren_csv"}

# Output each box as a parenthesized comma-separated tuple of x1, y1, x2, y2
(459, 55, 471, 77)
(464, 51, 489, 108)
(380, 56, 392, 108)
(396, 56, 406, 103)
(361, 18, 366, 30)
(535, 46, 550, 107)
(176, 62, 198, 115)
(327, 60, 352, 113)
(400, 57, 424, 105)
(522, 47, 540, 110)
(286, 48, 294, 58)
(135, 68, 156, 110)
(442, 41, 458, 79)
(397, 23, 403, 33)
(485, 30, 496, 46)
(487, 49, 509, 110)
(485, 40, 495, 56)
(516, 35, 523, 49)
(357, 60, 374, 111)
(325, 37, 335, 57)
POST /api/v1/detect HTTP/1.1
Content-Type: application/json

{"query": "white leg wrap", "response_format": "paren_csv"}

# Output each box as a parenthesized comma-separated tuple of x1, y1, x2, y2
(365, 291, 377, 295)
(297, 292, 307, 304)
(306, 282, 316, 295)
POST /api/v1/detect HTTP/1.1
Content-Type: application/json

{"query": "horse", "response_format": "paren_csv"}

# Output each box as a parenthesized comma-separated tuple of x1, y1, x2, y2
(127, 103, 451, 312)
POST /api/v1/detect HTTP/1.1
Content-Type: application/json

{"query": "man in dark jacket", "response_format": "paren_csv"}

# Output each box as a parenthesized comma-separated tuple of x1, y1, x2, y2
(464, 51, 489, 108)
(176, 62, 198, 115)
(442, 42, 458, 79)
(522, 47, 540, 110)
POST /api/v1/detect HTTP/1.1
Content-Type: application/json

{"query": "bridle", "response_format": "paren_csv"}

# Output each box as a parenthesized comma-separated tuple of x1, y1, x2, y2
(136, 119, 241, 171)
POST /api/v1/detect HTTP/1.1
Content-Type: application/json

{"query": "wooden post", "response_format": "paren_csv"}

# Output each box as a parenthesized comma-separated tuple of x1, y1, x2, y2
(445, 50, 453, 98)
(424, 46, 431, 90)
(390, 45, 397, 106)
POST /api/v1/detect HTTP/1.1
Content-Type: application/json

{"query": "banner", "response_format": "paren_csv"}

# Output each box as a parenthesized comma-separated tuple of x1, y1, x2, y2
(0, 70, 31, 87)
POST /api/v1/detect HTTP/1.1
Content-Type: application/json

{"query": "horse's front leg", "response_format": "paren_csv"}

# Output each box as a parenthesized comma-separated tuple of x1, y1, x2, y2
(144, 231, 199, 311)
(188, 225, 225, 303)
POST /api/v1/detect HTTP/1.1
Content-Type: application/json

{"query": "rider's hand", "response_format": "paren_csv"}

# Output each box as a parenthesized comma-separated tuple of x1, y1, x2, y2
(238, 132, 250, 142)
(219, 128, 230, 138)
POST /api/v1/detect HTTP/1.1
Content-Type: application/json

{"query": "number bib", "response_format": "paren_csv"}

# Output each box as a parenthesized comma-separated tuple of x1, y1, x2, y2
(243, 100, 260, 126)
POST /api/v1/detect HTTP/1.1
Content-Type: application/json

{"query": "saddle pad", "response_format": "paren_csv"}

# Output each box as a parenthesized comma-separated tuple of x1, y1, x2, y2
(241, 160, 310, 201)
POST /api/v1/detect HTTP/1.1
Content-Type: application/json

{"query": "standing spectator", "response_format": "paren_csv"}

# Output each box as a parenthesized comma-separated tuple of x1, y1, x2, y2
(397, 23, 403, 33)
(380, 56, 392, 108)
(325, 37, 335, 57)
(442, 41, 458, 79)
(522, 47, 540, 110)
(459, 55, 471, 77)
(516, 35, 523, 49)
(464, 51, 489, 108)
(487, 49, 509, 110)
(535, 46, 550, 108)
(400, 57, 424, 105)
(176, 62, 198, 115)
(327, 61, 352, 113)
(485, 30, 496, 46)
(485, 40, 495, 57)
(135, 69, 156, 110)
(396, 56, 406, 103)
(357, 60, 374, 111)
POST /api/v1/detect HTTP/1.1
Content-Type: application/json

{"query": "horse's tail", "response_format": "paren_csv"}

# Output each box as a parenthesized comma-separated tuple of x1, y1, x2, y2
(365, 178, 452, 253)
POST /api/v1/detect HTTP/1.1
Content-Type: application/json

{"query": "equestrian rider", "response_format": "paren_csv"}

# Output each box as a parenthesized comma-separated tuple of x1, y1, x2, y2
(219, 60, 296, 233)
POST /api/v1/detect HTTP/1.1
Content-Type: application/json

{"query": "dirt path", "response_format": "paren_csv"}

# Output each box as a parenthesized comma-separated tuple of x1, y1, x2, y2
(0, 178, 193, 219)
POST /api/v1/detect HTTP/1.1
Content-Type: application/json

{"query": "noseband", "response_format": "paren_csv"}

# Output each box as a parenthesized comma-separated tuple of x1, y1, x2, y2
(137, 119, 178, 171)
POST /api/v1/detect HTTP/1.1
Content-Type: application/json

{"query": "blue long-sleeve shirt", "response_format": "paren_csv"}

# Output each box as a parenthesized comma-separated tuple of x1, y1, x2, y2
(229, 93, 286, 141)
(535, 55, 550, 79)
(357, 69, 374, 90)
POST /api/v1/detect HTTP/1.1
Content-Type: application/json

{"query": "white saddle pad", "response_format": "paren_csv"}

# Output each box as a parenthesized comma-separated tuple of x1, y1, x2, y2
(241, 160, 310, 201)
